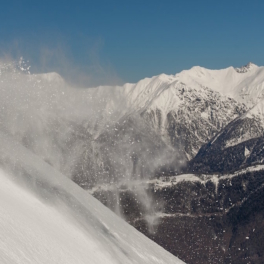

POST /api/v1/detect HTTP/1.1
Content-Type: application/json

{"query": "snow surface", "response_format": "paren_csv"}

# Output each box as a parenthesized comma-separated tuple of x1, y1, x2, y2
(0, 130, 184, 264)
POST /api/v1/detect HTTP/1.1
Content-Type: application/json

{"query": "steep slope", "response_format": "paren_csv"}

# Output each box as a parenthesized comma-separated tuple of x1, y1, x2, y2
(190, 99, 264, 173)
(0, 130, 184, 264)
(140, 82, 246, 159)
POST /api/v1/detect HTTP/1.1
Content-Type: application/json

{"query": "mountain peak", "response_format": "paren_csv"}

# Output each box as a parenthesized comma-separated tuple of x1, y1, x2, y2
(235, 62, 258, 73)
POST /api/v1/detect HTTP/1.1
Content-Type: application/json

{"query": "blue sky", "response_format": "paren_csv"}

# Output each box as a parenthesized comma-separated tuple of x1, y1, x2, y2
(0, 0, 264, 85)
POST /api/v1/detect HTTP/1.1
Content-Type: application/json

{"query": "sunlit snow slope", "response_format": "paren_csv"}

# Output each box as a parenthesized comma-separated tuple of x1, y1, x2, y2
(176, 62, 264, 107)
(0, 131, 184, 264)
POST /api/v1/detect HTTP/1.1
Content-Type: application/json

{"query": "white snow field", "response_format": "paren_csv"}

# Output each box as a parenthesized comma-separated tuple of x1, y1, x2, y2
(0, 131, 184, 264)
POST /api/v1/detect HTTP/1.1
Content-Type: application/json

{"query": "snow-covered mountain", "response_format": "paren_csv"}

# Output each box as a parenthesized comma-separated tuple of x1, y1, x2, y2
(0, 130, 184, 264)
(0, 60, 248, 186)
(89, 62, 264, 115)
(1, 59, 264, 264)
(175, 62, 264, 108)
(84, 62, 264, 160)
(2, 60, 264, 166)
(84, 70, 248, 162)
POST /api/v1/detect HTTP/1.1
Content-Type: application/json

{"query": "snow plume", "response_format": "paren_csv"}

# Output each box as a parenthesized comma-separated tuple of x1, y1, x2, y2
(0, 38, 123, 88)
(80, 114, 183, 231)
(0, 57, 125, 176)
(0, 58, 80, 176)
(0, 57, 184, 233)
(133, 183, 164, 234)
(87, 117, 181, 230)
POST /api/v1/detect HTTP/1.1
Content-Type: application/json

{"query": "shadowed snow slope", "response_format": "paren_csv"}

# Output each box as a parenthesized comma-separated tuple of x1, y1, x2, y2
(0, 131, 184, 264)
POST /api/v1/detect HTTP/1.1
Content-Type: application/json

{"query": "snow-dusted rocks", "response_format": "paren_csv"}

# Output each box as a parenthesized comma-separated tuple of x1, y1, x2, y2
(235, 62, 258, 73)
(140, 83, 246, 159)
(189, 99, 264, 173)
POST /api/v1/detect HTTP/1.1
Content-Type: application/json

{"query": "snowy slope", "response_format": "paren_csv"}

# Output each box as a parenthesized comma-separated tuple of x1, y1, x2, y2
(0, 130, 184, 264)
(175, 62, 264, 108)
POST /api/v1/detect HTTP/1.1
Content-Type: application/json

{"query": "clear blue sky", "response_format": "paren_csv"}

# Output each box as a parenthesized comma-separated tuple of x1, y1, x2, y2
(0, 0, 263, 85)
